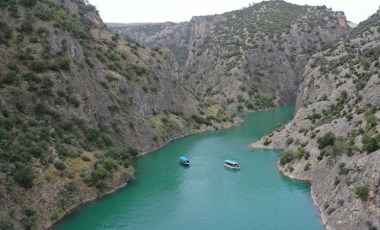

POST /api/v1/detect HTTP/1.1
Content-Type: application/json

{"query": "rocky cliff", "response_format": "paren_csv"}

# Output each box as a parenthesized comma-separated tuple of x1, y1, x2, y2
(111, 1, 350, 110)
(0, 0, 238, 228)
(252, 8, 380, 230)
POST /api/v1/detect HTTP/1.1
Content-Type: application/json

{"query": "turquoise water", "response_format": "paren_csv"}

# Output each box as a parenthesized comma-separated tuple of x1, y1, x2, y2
(56, 105, 322, 230)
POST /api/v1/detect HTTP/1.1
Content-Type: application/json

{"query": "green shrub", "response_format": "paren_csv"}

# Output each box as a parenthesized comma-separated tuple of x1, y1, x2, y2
(263, 139, 271, 145)
(30, 61, 46, 72)
(57, 144, 69, 158)
(365, 114, 378, 130)
(280, 151, 294, 166)
(34, 103, 48, 116)
(20, 22, 33, 33)
(304, 163, 311, 171)
(85, 128, 100, 142)
(22, 208, 37, 230)
(8, 0, 19, 18)
(50, 211, 59, 221)
(245, 100, 254, 110)
(286, 137, 294, 146)
(33, 2, 53, 20)
(54, 160, 66, 171)
(101, 158, 117, 172)
(20, 0, 37, 7)
(362, 133, 380, 153)
(102, 134, 113, 147)
(355, 186, 369, 200)
(51, 57, 71, 71)
(338, 162, 349, 175)
(317, 132, 335, 150)
(82, 156, 91, 162)
(363, 58, 370, 70)
(0, 21, 13, 44)
(29, 146, 44, 157)
(89, 168, 108, 184)
(191, 114, 212, 126)
(13, 165, 35, 188)
(128, 147, 139, 157)
(2, 71, 18, 84)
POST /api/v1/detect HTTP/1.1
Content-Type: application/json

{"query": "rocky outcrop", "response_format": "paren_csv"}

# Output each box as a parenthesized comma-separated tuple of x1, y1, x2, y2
(252, 8, 380, 230)
(111, 1, 350, 109)
(0, 0, 237, 228)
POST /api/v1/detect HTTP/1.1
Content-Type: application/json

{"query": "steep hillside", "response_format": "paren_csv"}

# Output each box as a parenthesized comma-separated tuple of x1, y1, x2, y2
(112, 1, 350, 110)
(252, 8, 380, 230)
(0, 0, 238, 229)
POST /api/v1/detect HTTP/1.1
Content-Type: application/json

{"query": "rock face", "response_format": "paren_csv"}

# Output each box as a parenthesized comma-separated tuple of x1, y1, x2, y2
(252, 8, 380, 230)
(0, 0, 237, 228)
(111, 1, 350, 109)
(0, 0, 362, 229)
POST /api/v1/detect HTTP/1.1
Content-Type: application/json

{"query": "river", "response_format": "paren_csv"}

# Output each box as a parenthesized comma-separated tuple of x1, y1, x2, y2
(56, 105, 322, 230)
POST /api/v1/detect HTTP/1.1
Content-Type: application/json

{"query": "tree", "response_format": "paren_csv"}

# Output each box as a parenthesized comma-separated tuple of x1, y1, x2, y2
(13, 165, 35, 188)
(317, 132, 335, 150)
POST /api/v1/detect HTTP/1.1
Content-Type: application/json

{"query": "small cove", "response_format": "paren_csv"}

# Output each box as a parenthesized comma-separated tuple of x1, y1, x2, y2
(56, 105, 322, 230)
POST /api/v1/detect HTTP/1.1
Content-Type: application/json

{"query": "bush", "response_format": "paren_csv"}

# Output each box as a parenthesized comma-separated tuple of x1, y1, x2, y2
(51, 57, 71, 71)
(20, 0, 37, 7)
(263, 139, 271, 145)
(286, 137, 294, 146)
(304, 163, 311, 171)
(338, 162, 349, 175)
(22, 208, 37, 230)
(54, 160, 66, 171)
(0, 21, 13, 44)
(50, 211, 59, 221)
(191, 114, 212, 126)
(2, 71, 18, 84)
(85, 128, 100, 142)
(13, 165, 35, 188)
(362, 133, 380, 153)
(33, 2, 53, 20)
(20, 22, 33, 33)
(30, 61, 46, 72)
(82, 156, 91, 162)
(280, 151, 294, 166)
(34, 103, 48, 116)
(317, 132, 335, 150)
(355, 186, 369, 200)
(128, 147, 139, 157)
(89, 168, 108, 184)
(245, 100, 254, 110)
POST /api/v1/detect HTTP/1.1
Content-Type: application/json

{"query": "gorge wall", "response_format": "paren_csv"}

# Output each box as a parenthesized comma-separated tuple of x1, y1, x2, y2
(0, 0, 237, 228)
(112, 1, 350, 110)
(252, 8, 380, 230)
(0, 0, 362, 229)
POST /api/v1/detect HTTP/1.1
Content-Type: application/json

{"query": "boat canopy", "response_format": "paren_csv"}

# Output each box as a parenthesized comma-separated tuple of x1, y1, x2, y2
(224, 160, 238, 165)
(180, 156, 189, 161)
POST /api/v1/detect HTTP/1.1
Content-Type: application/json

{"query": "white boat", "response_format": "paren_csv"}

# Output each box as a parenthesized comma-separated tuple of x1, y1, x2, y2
(224, 160, 240, 169)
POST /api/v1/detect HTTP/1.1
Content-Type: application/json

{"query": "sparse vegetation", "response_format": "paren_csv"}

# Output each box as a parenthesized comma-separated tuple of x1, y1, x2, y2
(355, 186, 369, 200)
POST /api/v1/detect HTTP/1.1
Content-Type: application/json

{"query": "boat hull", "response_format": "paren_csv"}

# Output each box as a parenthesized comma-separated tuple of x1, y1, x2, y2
(180, 162, 190, 166)
(224, 163, 240, 169)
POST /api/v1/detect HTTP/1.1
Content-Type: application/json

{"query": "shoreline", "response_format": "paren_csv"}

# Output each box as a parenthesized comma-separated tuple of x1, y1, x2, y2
(251, 141, 328, 230)
(48, 180, 129, 229)
(50, 107, 288, 229)
(49, 117, 245, 229)
(137, 117, 244, 158)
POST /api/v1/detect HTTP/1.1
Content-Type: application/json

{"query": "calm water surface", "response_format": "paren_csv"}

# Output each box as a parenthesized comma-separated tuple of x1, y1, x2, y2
(56, 105, 322, 230)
